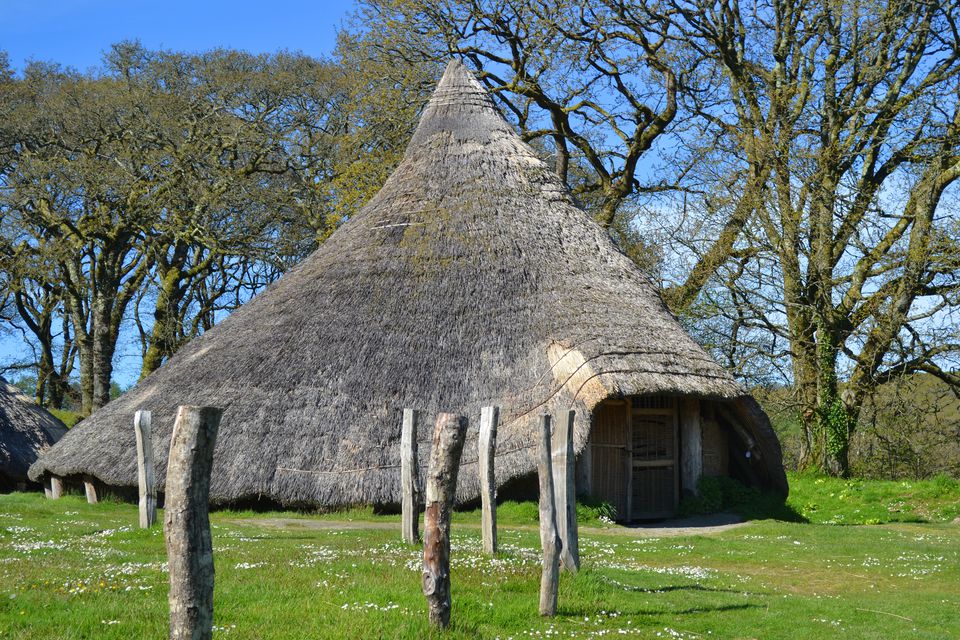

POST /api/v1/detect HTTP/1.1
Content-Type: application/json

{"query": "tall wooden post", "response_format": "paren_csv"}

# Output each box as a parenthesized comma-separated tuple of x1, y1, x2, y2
(84, 478, 98, 504)
(538, 414, 562, 616)
(680, 398, 702, 496)
(165, 405, 222, 640)
(401, 408, 421, 545)
(49, 476, 64, 499)
(478, 405, 499, 555)
(135, 410, 157, 528)
(552, 409, 579, 572)
(422, 413, 468, 629)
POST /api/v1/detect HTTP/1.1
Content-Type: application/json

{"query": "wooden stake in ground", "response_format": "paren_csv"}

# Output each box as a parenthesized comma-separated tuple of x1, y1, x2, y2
(134, 410, 157, 529)
(48, 476, 63, 499)
(401, 408, 421, 545)
(165, 405, 223, 640)
(84, 478, 98, 504)
(538, 413, 562, 616)
(479, 405, 499, 555)
(552, 409, 579, 572)
(422, 412, 468, 629)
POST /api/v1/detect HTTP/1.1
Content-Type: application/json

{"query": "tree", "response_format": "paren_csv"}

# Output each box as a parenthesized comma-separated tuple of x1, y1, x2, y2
(653, 0, 960, 474)
(0, 45, 344, 410)
(342, 0, 694, 233)
(96, 45, 338, 377)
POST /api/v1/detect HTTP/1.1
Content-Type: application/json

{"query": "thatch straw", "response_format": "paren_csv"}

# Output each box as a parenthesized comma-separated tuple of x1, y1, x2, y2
(30, 61, 787, 505)
(1, 377, 67, 487)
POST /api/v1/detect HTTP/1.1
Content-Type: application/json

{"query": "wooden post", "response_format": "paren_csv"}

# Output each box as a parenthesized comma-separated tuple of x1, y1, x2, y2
(134, 410, 157, 528)
(479, 405, 499, 555)
(401, 408, 421, 545)
(680, 398, 703, 496)
(422, 412, 468, 630)
(49, 476, 63, 499)
(538, 414, 562, 617)
(84, 478, 99, 504)
(165, 405, 222, 640)
(552, 409, 579, 572)
(576, 440, 592, 498)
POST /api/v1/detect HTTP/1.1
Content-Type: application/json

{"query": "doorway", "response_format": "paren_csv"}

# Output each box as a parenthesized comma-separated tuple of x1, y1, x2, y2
(588, 396, 679, 520)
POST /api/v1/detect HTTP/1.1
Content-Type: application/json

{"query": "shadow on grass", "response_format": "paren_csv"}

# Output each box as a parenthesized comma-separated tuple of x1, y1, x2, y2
(603, 582, 764, 596)
(734, 494, 807, 523)
(559, 602, 763, 617)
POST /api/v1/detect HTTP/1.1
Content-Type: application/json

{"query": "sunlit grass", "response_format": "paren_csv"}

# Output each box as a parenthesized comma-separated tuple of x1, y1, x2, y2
(1, 483, 958, 639)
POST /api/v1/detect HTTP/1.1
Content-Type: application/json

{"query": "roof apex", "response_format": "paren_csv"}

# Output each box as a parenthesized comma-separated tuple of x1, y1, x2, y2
(406, 59, 512, 149)
(436, 58, 484, 92)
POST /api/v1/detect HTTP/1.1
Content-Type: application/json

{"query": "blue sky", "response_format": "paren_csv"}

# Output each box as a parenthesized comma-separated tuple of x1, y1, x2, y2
(0, 0, 358, 386)
(1, 0, 356, 71)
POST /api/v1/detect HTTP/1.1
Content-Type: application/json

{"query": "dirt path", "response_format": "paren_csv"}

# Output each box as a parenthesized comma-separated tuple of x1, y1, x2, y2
(224, 512, 748, 538)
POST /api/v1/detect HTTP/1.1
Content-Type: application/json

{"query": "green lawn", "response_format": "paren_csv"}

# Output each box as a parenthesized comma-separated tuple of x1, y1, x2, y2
(1, 476, 958, 639)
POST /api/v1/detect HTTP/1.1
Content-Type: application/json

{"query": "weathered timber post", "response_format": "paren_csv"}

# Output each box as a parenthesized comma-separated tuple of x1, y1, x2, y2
(401, 408, 421, 545)
(679, 398, 702, 496)
(84, 478, 99, 504)
(538, 414, 562, 616)
(552, 409, 579, 572)
(165, 405, 222, 640)
(49, 476, 64, 500)
(478, 405, 499, 555)
(422, 412, 468, 629)
(135, 410, 157, 528)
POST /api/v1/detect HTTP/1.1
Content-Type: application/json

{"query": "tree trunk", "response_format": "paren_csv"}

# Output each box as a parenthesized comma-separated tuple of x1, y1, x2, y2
(815, 325, 852, 477)
(91, 295, 115, 410)
(71, 310, 94, 415)
(164, 405, 222, 640)
(422, 413, 468, 630)
(141, 260, 186, 378)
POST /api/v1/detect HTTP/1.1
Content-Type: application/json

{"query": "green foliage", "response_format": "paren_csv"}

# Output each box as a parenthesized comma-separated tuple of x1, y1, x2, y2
(47, 409, 81, 428)
(931, 473, 958, 496)
(452, 498, 617, 527)
(575, 495, 618, 525)
(1, 43, 343, 401)
(678, 476, 770, 518)
(760, 376, 960, 480)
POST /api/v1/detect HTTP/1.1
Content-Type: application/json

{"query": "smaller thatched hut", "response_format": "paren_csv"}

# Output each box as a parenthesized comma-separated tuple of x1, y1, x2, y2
(0, 377, 68, 490)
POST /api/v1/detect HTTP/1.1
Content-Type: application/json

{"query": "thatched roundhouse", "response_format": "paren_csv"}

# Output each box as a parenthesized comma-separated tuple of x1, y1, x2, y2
(31, 61, 786, 519)
(1, 377, 68, 490)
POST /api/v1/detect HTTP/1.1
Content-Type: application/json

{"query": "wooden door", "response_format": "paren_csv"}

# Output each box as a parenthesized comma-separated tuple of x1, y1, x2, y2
(589, 401, 630, 519)
(630, 405, 679, 519)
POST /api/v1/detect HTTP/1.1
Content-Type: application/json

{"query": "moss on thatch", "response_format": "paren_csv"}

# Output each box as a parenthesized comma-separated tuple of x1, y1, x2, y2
(30, 61, 786, 505)
(1, 378, 67, 487)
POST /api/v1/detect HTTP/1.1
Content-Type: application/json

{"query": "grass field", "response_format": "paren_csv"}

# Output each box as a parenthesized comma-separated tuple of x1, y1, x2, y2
(1, 474, 958, 639)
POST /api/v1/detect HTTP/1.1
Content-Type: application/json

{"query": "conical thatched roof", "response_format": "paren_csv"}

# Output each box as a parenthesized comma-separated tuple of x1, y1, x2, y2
(31, 61, 786, 504)
(1, 377, 67, 486)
